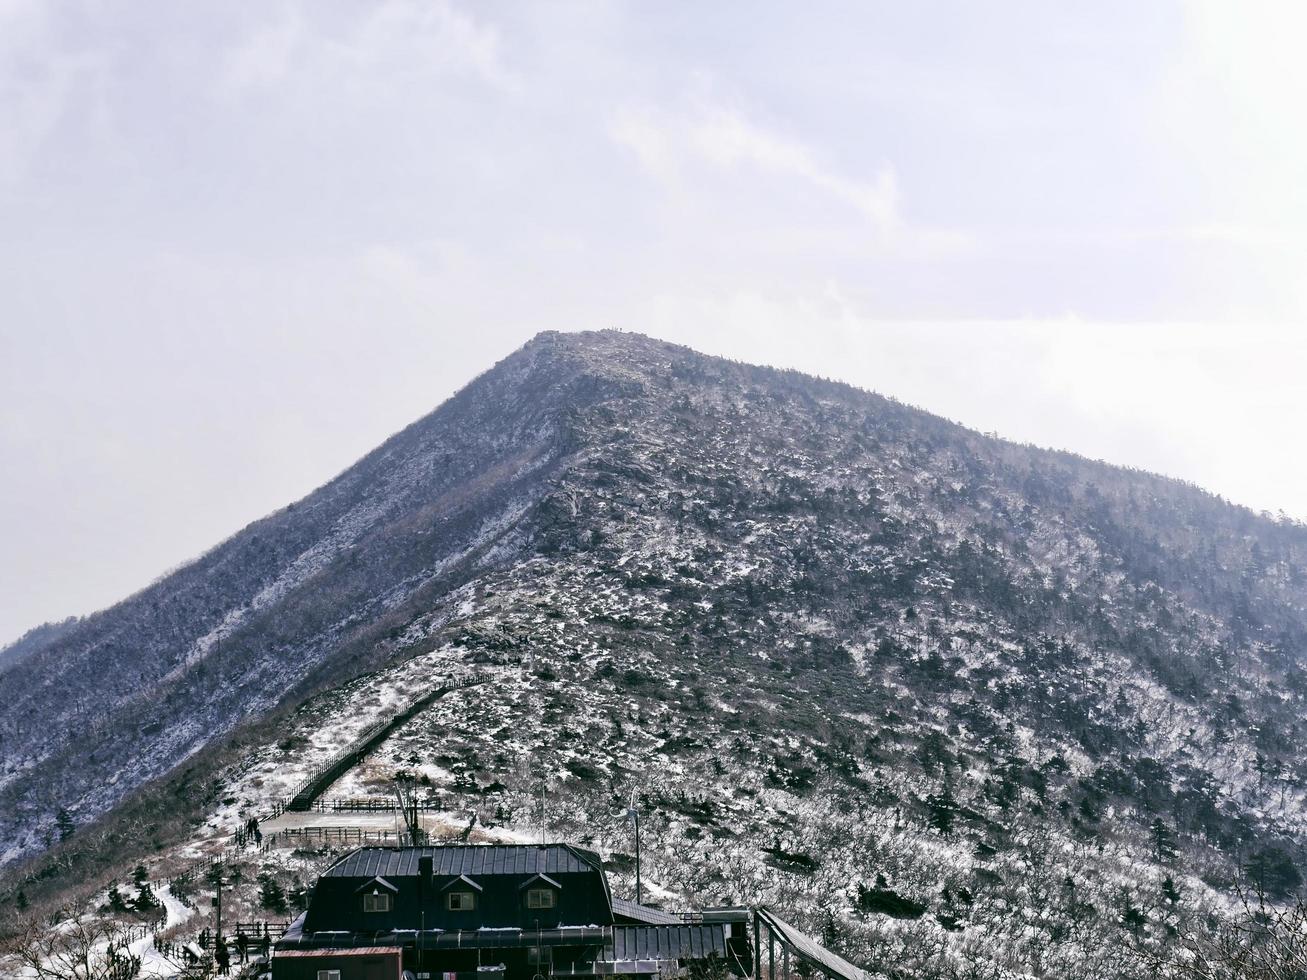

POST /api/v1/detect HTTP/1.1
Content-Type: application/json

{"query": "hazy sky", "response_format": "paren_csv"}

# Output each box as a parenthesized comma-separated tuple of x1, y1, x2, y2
(3, 1, 1307, 644)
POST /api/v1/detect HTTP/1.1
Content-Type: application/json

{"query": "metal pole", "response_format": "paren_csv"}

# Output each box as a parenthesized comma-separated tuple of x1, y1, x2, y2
(634, 809, 642, 906)
(768, 926, 775, 980)
(784, 946, 790, 980)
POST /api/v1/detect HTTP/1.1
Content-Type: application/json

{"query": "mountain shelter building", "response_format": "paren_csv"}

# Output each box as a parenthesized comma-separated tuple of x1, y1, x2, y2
(271, 843, 870, 980)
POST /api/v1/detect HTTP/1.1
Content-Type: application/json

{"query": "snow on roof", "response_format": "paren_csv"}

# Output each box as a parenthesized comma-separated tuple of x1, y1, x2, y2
(324, 844, 602, 879)
(610, 897, 682, 925)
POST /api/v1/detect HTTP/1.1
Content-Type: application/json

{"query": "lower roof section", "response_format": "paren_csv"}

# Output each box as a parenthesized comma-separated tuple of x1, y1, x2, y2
(611, 926, 726, 961)
(554, 960, 671, 975)
(610, 898, 682, 926)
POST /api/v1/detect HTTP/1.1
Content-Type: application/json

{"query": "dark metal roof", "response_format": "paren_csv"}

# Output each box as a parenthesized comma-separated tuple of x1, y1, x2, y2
(519, 873, 561, 890)
(275, 947, 401, 958)
(440, 874, 483, 892)
(756, 909, 870, 980)
(609, 925, 727, 962)
(323, 845, 603, 879)
(610, 898, 682, 926)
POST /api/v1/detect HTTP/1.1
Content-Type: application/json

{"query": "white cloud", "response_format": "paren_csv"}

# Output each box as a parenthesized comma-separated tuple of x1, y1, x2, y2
(223, 5, 304, 91)
(610, 96, 974, 266)
(7, 1, 1307, 643)
(1159, 0, 1307, 318)
(0, 1, 98, 189)
(221, 0, 517, 97)
(613, 99, 900, 235)
(693, 107, 900, 229)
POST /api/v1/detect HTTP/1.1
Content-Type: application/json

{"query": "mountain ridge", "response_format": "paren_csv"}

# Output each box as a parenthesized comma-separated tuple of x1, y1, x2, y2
(4, 330, 1307, 978)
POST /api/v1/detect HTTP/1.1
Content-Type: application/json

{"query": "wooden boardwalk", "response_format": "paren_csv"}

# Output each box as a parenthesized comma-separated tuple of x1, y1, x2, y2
(285, 672, 485, 812)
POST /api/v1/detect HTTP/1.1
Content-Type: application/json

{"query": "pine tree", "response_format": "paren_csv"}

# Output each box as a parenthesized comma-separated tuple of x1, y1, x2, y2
(55, 807, 75, 843)
(108, 884, 130, 913)
(1161, 875, 1181, 905)
(1245, 845, 1303, 899)
(1150, 818, 1177, 863)
(135, 882, 159, 912)
(926, 776, 958, 836)
(15, 890, 28, 911)
(1120, 889, 1146, 932)
(259, 873, 288, 914)
(820, 909, 841, 949)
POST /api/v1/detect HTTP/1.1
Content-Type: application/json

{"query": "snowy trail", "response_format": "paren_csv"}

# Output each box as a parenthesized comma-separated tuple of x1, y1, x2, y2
(133, 884, 195, 978)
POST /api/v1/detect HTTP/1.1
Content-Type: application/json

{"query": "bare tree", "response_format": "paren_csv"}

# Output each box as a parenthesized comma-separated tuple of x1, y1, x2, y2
(0, 910, 144, 980)
(1163, 884, 1307, 980)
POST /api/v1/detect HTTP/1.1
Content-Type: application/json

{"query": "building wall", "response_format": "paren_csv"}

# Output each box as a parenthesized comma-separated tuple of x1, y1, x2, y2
(272, 949, 402, 980)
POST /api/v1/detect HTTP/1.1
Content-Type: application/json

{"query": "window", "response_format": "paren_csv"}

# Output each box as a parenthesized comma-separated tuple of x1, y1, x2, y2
(363, 892, 392, 913)
(317, 972, 341, 980)
(525, 888, 556, 909)
(447, 890, 477, 911)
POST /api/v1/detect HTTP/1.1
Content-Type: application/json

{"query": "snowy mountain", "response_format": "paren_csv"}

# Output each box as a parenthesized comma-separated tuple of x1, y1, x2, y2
(5, 330, 1307, 978)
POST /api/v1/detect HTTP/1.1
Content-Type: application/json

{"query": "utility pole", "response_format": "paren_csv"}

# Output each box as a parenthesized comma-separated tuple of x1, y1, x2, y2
(539, 776, 547, 846)
(212, 867, 226, 948)
(626, 798, 642, 905)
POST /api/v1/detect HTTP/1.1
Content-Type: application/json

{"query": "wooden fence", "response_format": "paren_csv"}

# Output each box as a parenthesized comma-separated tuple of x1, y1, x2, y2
(307, 795, 444, 812)
(234, 920, 288, 940)
(285, 671, 486, 811)
(148, 672, 492, 969)
(268, 826, 399, 847)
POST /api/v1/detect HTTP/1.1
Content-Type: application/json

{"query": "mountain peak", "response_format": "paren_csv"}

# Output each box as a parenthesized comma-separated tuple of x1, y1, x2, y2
(6, 336, 1307, 980)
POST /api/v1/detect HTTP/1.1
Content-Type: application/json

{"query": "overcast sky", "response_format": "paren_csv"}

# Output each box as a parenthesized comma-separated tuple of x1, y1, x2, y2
(3, 1, 1307, 644)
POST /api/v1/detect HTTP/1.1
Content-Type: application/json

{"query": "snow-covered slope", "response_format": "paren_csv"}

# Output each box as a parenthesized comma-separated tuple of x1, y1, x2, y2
(6, 331, 1307, 979)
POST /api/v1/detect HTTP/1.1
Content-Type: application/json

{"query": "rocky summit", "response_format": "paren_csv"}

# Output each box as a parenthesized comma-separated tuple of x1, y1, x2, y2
(4, 330, 1307, 978)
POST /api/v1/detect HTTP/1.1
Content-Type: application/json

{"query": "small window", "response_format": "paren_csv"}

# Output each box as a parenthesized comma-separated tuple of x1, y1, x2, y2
(317, 971, 341, 980)
(447, 890, 477, 911)
(363, 892, 392, 913)
(525, 888, 556, 909)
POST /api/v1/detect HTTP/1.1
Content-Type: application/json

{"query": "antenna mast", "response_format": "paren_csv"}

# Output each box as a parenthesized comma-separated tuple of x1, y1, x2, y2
(395, 777, 420, 846)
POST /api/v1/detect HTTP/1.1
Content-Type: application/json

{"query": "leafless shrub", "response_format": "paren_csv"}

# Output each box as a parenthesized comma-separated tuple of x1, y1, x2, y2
(0, 905, 160, 980)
